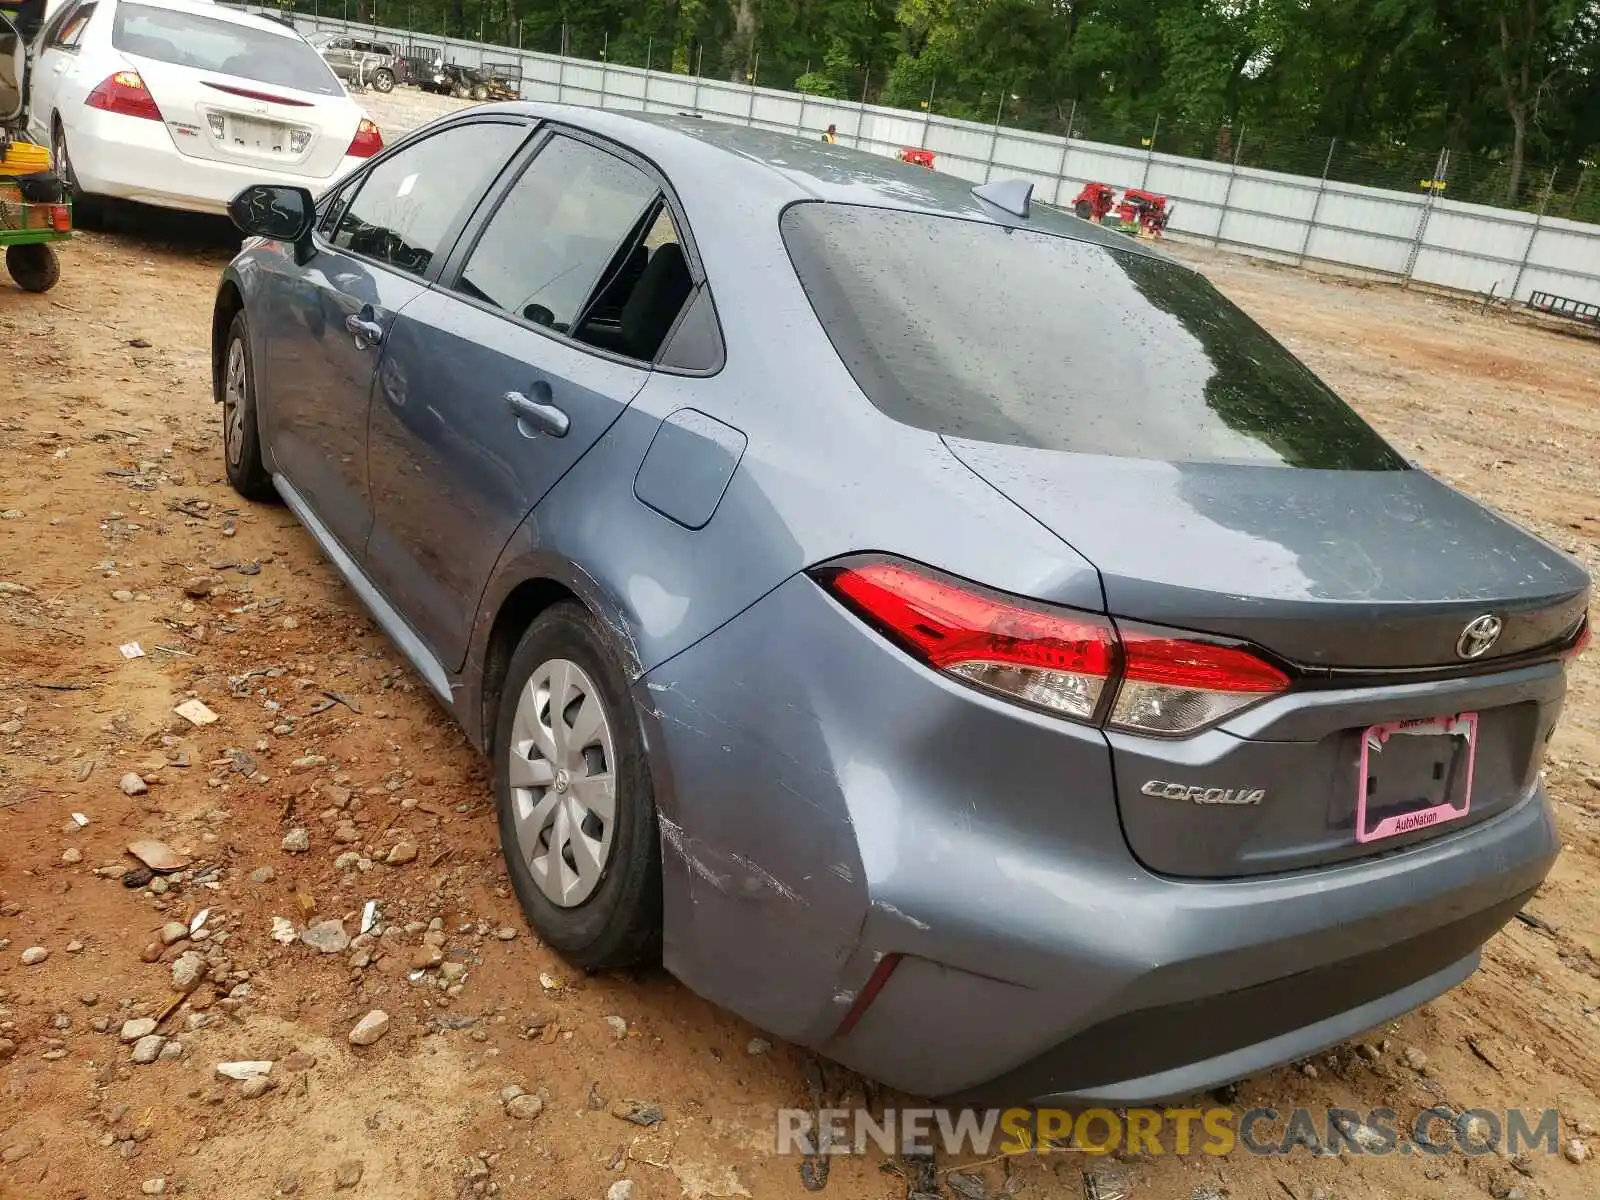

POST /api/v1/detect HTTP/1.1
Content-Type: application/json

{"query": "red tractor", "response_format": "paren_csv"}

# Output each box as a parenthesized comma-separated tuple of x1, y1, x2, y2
(1116, 188, 1174, 238)
(1072, 181, 1117, 222)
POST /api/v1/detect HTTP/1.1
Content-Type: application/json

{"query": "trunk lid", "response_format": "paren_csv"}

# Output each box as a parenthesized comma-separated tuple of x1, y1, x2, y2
(108, 1, 355, 179)
(947, 441, 1589, 878)
(124, 56, 356, 179)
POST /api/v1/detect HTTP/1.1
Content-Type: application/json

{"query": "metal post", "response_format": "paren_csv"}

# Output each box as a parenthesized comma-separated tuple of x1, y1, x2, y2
(747, 52, 759, 128)
(1403, 147, 1449, 286)
(691, 44, 702, 113)
(919, 80, 936, 148)
(643, 37, 651, 109)
(860, 69, 869, 106)
(1213, 124, 1244, 247)
(1509, 167, 1559, 302)
(600, 31, 608, 107)
(982, 91, 1005, 183)
(1139, 113, 1160, 189)
(1051, 98, 1075, 204)
(1295, 137, 1337, 266)
(556, 22, 566, 101)
(516, 18, 521, 49)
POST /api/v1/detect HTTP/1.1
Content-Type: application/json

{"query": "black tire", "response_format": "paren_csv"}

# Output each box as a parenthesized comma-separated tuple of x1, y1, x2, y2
(372, 68, 395, 93)
(494, 603, 661, 970)
(1073, 199, 1092, 220)
(52, 119, 102, 228)
(472, 84, 489, 101)
(219, 311, 276, 502)
(6, 244, 59, 293)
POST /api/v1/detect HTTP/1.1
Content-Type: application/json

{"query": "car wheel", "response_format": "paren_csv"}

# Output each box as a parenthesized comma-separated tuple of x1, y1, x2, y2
(494, 603, 661, 969)
(220, 311, 277, 502)
(6, 244, 60, 293)
(52, 119, 102, 228)
(472, 84, 489, 101)
(372, 67, 395, 92)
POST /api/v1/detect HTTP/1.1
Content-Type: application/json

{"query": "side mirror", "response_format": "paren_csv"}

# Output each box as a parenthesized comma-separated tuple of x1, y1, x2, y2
(228, 184, 315, 244)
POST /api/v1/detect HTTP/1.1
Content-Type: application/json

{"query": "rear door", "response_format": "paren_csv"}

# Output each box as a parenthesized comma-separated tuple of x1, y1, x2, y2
(106, 2, 357, 180)
(365, 129, 694, 670)
(23, 0, 94, 143)
(256, 116, 531, 558)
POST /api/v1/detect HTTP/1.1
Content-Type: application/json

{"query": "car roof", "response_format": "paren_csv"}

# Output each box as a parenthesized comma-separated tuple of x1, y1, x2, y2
(472, 102, 1172, 263)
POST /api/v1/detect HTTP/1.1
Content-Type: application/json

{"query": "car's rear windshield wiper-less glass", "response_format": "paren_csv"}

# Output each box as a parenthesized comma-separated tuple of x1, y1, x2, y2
(780, 203, 1407, 470)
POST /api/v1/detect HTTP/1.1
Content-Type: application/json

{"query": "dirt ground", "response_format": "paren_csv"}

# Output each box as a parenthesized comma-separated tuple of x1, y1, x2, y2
(1, 170, 1598, 1200)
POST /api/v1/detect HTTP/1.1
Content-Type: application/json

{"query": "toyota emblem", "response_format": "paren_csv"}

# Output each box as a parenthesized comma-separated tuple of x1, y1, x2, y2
(1456, 614, 1503, 660)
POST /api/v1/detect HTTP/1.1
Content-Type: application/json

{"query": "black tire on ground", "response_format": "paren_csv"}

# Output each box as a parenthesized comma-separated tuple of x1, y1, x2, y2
(494, 603, 662, 970)
(472, 84, 489, 101)
(452, 84, 469, 99)
(1074, 199, 1092, 220)
(52, 119, 103, 229)
(372, 68, 395, 92)
(6, 244, 60, 293)
(219, 310, 277, 502)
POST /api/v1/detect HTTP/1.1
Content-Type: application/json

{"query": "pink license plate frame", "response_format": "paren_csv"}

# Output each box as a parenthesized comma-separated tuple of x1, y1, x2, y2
(1354, 712, 1478, 844)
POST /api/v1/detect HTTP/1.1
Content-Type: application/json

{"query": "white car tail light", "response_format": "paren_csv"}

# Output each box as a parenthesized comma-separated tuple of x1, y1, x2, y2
(817, 559, 1290, 736)
(85, 71, 164, 122)
(347, 118, 383, 159)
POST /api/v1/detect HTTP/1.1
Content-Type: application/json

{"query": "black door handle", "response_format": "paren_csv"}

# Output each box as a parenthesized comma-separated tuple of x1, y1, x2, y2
(505, 388, 569, 437)
(345, 313, 384, 346)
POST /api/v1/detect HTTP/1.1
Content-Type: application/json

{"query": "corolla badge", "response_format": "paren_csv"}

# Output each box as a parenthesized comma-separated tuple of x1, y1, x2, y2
(1141, 780, 1266, 806)
(1456, 614, 1502, 660)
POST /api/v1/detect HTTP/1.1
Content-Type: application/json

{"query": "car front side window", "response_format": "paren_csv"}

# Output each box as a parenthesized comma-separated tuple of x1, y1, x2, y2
(330, 121, 526, 279)
(454, 134, 694, 363)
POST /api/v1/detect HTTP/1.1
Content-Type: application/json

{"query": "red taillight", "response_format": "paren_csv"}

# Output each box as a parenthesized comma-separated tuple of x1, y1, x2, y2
(826, 561, 1116, 722)
(347, 118, 383, 159)
(85, 71, 164, 122)
(818, 559, 1289, 736)
(49, 204, 71, 232)
(1564, 618, 1591, 662)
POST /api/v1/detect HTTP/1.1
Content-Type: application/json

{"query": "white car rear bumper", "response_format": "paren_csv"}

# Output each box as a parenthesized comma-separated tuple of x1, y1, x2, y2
(68, 109, 361, 214)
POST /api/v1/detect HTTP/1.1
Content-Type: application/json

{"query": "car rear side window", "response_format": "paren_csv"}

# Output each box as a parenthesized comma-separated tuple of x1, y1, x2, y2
(111, 3, 344, 96)
(331, 121, 526, 278)
(780, 204, 1407, 469)
(454, 135, 694, 363)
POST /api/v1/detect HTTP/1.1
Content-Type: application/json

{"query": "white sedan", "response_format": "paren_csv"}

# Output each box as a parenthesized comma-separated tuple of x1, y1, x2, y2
(24, 0, 382, 216)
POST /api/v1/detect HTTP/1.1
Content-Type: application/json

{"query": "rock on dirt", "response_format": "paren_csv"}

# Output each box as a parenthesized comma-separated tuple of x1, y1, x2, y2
(20, 946, 48, 965)
(281, 827, 310, 853)
(301, 919, 350, 954)
(120, 772, 149, 796)
(131, 1035, 166, 1064)
(171, 950, 207, 993)
(1566, 1139, 1590, 1163)
(335, 1159, 364, 1189)
(120, 1018, 158, 1043)
(607, 1182, 636, 1200)
(349, 1010, 391, 1046)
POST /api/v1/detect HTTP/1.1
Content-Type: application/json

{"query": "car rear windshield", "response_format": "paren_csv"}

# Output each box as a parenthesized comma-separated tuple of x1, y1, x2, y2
(112, 3, 342, 96)
(780, 203, 1407, 469)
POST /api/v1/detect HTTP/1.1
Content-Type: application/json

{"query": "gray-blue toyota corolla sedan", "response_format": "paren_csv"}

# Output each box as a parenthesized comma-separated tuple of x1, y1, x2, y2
(213, 103, 1591, 1106)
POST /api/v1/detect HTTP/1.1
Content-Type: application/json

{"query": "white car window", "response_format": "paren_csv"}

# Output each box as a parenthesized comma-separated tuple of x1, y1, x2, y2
(111, 3, 343, 96)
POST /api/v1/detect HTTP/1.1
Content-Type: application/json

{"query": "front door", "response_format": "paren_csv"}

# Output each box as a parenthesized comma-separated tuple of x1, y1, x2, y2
(365, 131, 691, 670)
(255, 117, 530, 557)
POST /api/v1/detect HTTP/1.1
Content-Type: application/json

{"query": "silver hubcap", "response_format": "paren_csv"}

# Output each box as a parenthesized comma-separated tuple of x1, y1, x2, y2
(223, 338, 247, 467)
(508, 658, 617, 907)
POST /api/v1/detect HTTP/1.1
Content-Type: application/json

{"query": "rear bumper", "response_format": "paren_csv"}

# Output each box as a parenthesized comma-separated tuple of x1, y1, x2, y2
(67, 109, 358, 214)
(639, 572, 1562, 1105)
